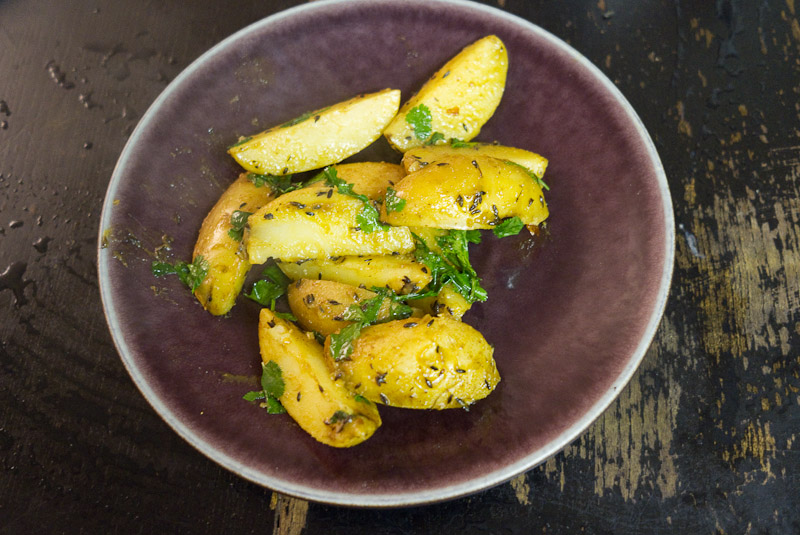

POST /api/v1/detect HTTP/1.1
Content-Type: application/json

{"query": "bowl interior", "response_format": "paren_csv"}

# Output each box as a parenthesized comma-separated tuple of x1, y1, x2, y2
(99, 0, 672, 506)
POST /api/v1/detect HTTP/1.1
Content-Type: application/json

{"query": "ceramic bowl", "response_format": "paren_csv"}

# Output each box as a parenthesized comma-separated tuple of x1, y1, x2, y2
(98, 0, 673, 507)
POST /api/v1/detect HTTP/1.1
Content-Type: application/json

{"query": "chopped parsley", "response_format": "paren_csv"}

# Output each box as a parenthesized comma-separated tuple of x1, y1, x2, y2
(227, 210, 252, 241)
(151, 255, 209, 292)
(425, 131, 446, 146)
(320, 166, 388, 233)
(406, 104, 433, 141)
(492, 216, 525, 238)
(245, 264, 296, 320)
(412, 230, 487, 303)
(449, 138, 478, 149)
(247, 172, 298, 194)
(227, 136, 252, 149)
(505, 160, 549, 191)
(243, 360, 286, 414)
(328, 288, 412, 361)
(383, 187, 406, 214)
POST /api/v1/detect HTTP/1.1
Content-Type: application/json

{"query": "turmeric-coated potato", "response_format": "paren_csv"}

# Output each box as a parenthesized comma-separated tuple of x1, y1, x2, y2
(383, 36, 508, 152)
(258, 308, 381, 448)
(332, 162, 406, 200)
(192, 173, 275, 315)
(408, 283, 472, 321)
(403, 143, 548, 180)
(246, 184, 415, 263)
(325, 315, 500, 410)
(287, 279, 422, 336)
(228, 89, 401, 175)
(278, 254, 432, 295)
(380, 154, 548, 230)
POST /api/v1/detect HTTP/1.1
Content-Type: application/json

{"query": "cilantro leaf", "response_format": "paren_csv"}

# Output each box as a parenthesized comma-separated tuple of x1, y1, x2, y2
(406, 104, 433, 141)
(505, 161, 550, 191)
(384, 187, 406, 213)
(425, 131, 446, 146)
(329, 322, 362, 361)
(245, 265, 291, 308)
(151, 255, 209, 292)
(227, 136, 252, 149)
(247, 172, 297, 195)
(412, 230, 487, 303)
(227, 210, 253, 241)
(449, 138, 478, 149)
(492, 216, 525, 238)
(321, 166, 388, 233)
(243, 361, 286, 414)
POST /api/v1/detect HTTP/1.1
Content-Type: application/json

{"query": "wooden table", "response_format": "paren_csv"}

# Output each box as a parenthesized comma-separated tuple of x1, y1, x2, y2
(1, 1, 797, 533)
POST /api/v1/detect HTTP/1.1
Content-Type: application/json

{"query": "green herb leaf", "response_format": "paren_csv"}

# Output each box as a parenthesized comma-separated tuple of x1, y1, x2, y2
(329, 322, 362, 361)
(492, 216, 525, 238)
(321, 166, 388, 233)
(384, 187, 406, 213)
(425, 131, 446, 146)
(227, 136, 252, 149)
(243, 361, 287, 414)
(406, 104, 433, 141)
(505, 161, 550, 191)
(354, 394, 371, 404)
(227, 210, 253, 241)
(449, 138, 478, 149)
(245, 265, 291, 308)
(247, 172, 297, 194)
(412, 230, 487, 303)
(151, 255, 209, 292)
(261, 360, 285, 398)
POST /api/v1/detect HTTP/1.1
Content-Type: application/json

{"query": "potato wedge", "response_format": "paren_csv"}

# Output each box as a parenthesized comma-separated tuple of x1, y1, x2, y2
(229, 89, 401, 175)
(192, 173, 275, 315)
(258, 308, 381, 448)
(247, 184, 415, 263)
(380, 154, 548, 229)
(333, 162, 405, 200)
(278, 254, 431, 295)
(383, 36, 508, 152)
(403, 143, 548, 179)
(325, 314, 500, 410)
(287, 279, 422, 336)
(408, 282, 472, 320)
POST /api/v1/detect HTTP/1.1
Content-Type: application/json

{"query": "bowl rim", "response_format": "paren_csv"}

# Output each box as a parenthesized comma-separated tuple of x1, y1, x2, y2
(98, 0, 675, 507)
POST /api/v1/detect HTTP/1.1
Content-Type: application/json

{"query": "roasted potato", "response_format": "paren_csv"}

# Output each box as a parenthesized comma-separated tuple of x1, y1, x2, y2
(278, 254, 432, 295)
(192, 173, 275, 315)
(333, 162, 405, 200)
(246, 184, 415, 263)
(403, 143, 548, 179)
(325, 314, 500, 410)
(380, 154, 548, 230)
(383, 36, 508, 152)
(229, 89, 401, 175)
(258, 308, 381, 448)
(287, 279, 422, 336)
(408, 282, 472, 320)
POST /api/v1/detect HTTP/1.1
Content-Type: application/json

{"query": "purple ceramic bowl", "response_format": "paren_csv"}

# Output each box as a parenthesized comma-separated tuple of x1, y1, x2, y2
(98, 0, 673, 506)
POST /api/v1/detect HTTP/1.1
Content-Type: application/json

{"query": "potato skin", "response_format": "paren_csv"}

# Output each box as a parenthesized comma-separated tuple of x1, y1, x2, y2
(325, 315, 500, 410)
(246, 184, 415, 263)
(287, 279, 422, 336)
(228, 89, 401, 174)
(380, 154, 548, 230)
(403, 144, 548, 180)
(383, 36, 508, 152)
(258, 308, 381, 448)
(278, 254, 432, 296)
(192, 173, 274, 315)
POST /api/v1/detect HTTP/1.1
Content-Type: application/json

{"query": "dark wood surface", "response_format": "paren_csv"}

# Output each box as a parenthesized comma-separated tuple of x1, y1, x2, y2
(1, 1, 798, 533)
